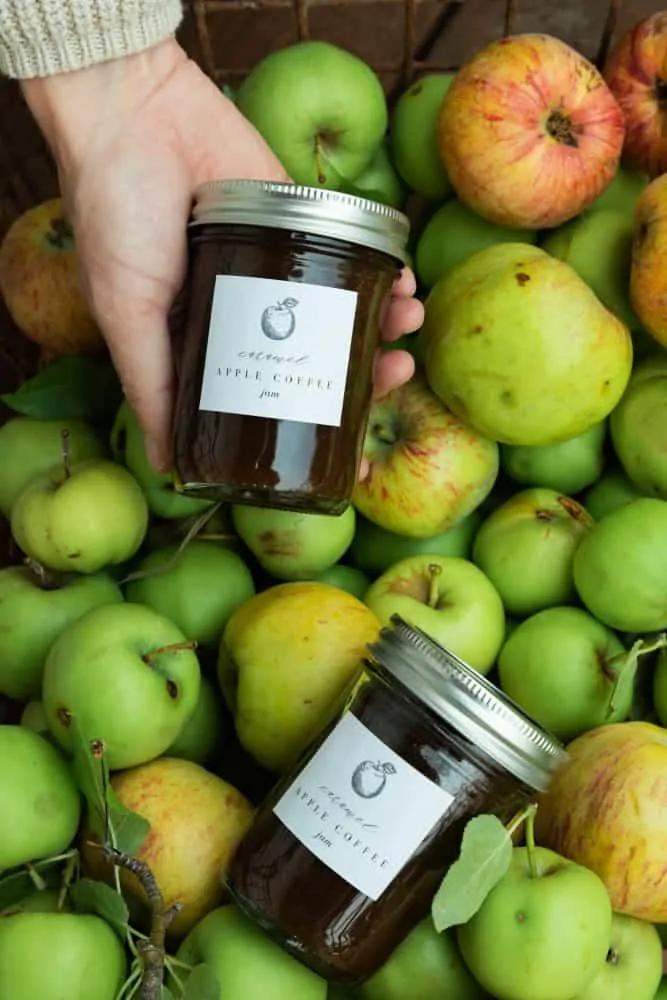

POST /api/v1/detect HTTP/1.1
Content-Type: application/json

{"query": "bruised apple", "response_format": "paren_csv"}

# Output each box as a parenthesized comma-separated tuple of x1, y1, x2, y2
(536, 721, 667, 922)
(630, 174, 667, 347)
(0, 199, 102, 355)
(438, 34, 625, 229)
(604, 12, 667, 178)
(352, 374, 498, 538)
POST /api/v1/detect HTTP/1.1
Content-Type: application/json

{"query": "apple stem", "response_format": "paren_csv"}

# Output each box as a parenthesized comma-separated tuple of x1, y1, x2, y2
(427, 563, 442, 608)
(195, 533, 236, 542)
(24, 556, 65, 591)
(143, 640, 198, 665)
(61, 428, 72, 480)
(25, 862, 47, 892)
(119, 502, 222, 586)
(524, 804, 539, 879)
(101, 844, 182, 1000)
(314, 135, 327, 186)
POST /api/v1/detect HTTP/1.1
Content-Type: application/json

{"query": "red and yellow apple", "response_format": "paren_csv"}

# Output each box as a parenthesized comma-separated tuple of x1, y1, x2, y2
(0, 198, 102, 355)
(630, 173, 667, 347)
(604, 11, 667, 178)
(438, 34, 625, 228)
(536, 721, 667, 922)
(352, 374, 499, 538)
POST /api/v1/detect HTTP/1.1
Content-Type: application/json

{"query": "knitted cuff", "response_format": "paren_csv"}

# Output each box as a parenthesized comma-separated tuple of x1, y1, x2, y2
(0, 0, 184, 79)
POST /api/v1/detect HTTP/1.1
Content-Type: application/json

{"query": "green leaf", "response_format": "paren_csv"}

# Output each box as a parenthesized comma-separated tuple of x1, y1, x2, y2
(70, 878, 129, 938)
(1, 356, 122, 422)
(431, 814, 513, 933)
(161, 988, 176, 1000)
(70, 719, 150, 857)
(182, 964, 220, 1000)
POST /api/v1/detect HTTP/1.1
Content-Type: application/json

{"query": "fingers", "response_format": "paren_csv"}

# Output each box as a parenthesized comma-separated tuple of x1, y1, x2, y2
(372, 348, 415, 400)
(104, 308, 175, 472)
(380, 267, 424, 341)
(394, 267, 417, 298)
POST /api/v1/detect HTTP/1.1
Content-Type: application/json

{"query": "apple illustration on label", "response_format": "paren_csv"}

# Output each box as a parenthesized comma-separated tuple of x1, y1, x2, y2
(351, 760, 396, 799)
(261, 297, 299, 341)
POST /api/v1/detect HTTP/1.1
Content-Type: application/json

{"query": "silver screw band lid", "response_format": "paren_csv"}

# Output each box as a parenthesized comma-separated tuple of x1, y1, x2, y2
(191, 179, 410, 263)
(368, 616, 568, 792)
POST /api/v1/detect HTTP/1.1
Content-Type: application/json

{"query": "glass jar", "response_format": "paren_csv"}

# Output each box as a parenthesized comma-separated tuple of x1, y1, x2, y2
(173, 180, 409, 515)
(226, 617, 567, 985)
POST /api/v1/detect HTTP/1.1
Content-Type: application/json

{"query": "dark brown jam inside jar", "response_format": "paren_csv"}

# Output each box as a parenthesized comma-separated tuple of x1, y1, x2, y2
(173, 180, 409, 515)
(226, 617, 567, 986)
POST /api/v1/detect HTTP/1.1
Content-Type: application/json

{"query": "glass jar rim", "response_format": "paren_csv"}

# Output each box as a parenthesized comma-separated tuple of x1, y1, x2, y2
(367, 616, 568, 792)
(191, 179, 410, 263)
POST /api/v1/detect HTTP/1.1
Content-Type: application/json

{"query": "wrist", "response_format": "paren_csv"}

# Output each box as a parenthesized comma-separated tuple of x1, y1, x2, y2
(22, 39, 186, 167)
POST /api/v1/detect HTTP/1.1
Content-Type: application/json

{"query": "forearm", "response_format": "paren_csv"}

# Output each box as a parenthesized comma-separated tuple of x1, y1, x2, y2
(0, 0, 183, 79)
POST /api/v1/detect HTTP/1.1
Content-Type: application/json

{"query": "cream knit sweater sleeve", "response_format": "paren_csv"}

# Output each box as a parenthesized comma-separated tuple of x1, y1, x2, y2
(0, 0, 183, 79)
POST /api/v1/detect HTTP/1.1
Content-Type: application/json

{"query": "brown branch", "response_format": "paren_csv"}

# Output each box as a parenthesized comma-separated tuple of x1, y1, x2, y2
(403, 0, 417, 86)
(295, 0, 310, 42)
(597, 0, 623, 69)
(102, 846, 182, 1000)
(504, 0, 516, 37)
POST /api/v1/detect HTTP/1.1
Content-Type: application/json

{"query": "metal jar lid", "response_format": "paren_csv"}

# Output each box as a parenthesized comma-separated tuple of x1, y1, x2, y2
(191, 179, 410, 263)
(367, 616, 568, 792)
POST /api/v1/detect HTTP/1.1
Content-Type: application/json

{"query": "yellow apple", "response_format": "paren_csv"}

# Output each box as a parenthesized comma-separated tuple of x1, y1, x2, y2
(536, 722, 667, 921)
(81, 756, 254, 940)
(0, 199, 102, 356)
(218, 581, 380, 772)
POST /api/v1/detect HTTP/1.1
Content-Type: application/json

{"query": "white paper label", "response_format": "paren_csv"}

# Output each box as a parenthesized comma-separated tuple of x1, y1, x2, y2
(273, 713, 455, 901)
(198, 275, 358, 427)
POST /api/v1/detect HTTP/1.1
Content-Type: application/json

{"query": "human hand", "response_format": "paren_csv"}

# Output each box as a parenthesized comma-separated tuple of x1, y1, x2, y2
(23, 39, 423, 471)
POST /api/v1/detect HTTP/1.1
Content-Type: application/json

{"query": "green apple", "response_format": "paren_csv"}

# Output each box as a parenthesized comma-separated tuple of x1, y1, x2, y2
(309, 564, 370, 600)
(0, 910, 126, 1000)
(416, 199, 538, 290)
(364, 554, 505, 674)
(0, 565, 123, 700)
(1, 889, 65, 916)
(111, 398, 213, 520)
(359, 917, 486, 1000)
(342, 141, 406, 208)
(497, 606, 630, 742)
(0, 416, 105, 517)
(610, 357, 667, 498)
(472, 488, 594, 618)
(166, 674, 227, 767)
(11, 458, 148, 574)
(352, 373, 498, 539)
(501, 422, 607, 496)
(574, 912, 663, 1000)
(235, 41, 387, 190)
(573, 498, 667, 632)
(350, 510, 481, 577)
(542, 209, 640, 329)
(20, 699, 49, 734)
(126, 540, 255, 646)
(391, 73, 454, 201)
(582, 467, 645, 520)
(42, 602, 201, 770)
(457, 846, 613, 1000)
(175, 905, 326, 1000)
(231, 504, 355, 581)
(0, 726, 81, 872)
(421, 243, 633, 447)
(589, 165, 648, 214)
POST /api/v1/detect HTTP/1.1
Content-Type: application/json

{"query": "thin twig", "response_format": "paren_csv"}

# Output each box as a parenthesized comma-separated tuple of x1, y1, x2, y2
(597, 0, 623, 69)
(295, 0, 310, 41)
(504, 0, 516, 37)
(101, 846, 182, 1000)
(403, 0, 417, 85)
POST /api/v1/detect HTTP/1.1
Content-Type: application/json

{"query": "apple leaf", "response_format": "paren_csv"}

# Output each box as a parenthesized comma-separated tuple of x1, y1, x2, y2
(70, 877, 130, 938)
(161, 988, 176, 1000)
(431, 813, 513, 933)
(1, 356, 122, 423)
(70, 720, 151, 857)
(182, 964, 220, 1000)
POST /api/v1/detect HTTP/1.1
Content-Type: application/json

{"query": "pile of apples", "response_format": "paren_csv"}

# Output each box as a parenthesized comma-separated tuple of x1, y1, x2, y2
(4, 10, 667, 1000)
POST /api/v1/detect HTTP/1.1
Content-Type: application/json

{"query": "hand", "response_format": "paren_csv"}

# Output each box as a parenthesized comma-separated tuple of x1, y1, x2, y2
(23, 39, 423, 471)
